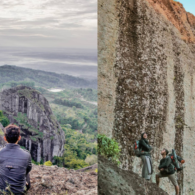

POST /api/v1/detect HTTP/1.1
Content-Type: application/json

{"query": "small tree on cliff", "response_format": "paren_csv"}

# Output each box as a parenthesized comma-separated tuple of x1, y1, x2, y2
(98, 134, 121, 165)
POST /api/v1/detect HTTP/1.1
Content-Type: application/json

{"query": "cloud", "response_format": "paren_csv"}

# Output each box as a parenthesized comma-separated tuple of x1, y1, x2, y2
(0, 47, 97, 79)
(0, 0, 97, 48)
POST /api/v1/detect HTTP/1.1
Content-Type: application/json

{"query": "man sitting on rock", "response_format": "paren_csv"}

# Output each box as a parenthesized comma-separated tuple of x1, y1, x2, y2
(0, 124, 32, 194)
(156, 148, 179, 195)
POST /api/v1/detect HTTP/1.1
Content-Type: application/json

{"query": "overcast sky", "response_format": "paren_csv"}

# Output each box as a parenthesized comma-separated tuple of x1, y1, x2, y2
(0, 0, 97, 48)
(0, 0, 97, 80)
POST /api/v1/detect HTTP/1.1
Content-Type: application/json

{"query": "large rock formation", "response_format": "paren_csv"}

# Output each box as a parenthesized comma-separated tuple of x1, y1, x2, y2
(98, 0, 195, 194)
(28, 164, 97, 195)
(98, 156, 168, 195)
(0, 86, 65, 162)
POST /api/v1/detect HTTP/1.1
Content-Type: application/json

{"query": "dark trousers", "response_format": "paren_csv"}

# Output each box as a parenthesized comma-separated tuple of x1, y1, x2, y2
(0, 174, 30, 195)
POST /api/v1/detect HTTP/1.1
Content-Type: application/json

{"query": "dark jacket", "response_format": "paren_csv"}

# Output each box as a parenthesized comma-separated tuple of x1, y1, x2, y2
(139, 138, 152, 157)
(0, 143, 32, 195)
(158, 156, 175, 175)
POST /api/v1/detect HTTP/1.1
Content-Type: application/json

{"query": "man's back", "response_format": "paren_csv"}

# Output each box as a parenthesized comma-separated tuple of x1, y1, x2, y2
(0, 143, 32, 194)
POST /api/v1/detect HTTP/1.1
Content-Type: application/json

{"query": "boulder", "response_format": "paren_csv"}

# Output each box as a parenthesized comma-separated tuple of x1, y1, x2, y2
(98, 156, 168, 195)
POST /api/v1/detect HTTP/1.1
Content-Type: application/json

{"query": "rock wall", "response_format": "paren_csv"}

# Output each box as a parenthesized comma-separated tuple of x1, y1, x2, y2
(0, 86, 65, 162)
(98, 0, 119, 138)
(98, 0, 195, 194)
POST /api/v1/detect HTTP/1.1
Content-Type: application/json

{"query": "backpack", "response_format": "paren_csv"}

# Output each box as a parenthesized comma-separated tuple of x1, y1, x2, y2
(134, 140, 142, 157)
(169, 149, 184, 172)
(161, 156, 175, 174)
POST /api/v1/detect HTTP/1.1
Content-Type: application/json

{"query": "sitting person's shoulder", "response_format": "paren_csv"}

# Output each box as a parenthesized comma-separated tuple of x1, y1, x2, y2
(0, 145, 7, 152)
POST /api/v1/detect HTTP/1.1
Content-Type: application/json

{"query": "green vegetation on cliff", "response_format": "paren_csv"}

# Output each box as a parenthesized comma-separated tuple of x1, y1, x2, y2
(0, 111, 10, 127)
(98, 134, 121, 165)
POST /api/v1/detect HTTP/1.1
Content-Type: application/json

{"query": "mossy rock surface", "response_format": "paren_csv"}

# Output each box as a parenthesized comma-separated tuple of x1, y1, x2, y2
(0, 127, 4, 136)
(17, 88, 45, 112)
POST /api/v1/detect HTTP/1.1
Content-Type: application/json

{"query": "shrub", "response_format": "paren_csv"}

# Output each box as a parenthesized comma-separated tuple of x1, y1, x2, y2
(44, 161, 53, 166)
(98, 134, 121, 165)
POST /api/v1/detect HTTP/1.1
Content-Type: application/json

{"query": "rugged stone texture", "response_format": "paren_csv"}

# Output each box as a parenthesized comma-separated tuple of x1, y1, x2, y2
(28, 164, 97, 195)
(0, 123, 6, 145)
(98, 0, 119, 138)
(146, 0, 195, 43)
(0, 86, 65, 162)
(98, 0, 195, 194)
(98, 156, 168, 195)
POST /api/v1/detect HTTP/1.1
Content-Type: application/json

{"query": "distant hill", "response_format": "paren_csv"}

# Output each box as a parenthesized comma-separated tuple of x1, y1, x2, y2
(0, 65, 97, 89)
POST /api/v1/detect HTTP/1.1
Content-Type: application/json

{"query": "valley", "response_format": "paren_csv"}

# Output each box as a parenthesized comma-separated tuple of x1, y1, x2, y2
(0, 66, 97, 170)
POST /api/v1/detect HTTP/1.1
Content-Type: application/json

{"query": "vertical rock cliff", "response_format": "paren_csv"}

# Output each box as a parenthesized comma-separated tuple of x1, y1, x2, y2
(98, 0, 195, 194)
(0, 86, 65, 162)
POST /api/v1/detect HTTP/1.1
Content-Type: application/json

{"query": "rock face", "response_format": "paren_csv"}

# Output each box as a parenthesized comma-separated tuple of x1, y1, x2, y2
(28, 164, 97, 195)
(0, 123, 6, 145)
(147, 0, 195, 43)
(98, 156, 168, 195)
(0, 86, 65, 162)
(98, 0, 195, 194)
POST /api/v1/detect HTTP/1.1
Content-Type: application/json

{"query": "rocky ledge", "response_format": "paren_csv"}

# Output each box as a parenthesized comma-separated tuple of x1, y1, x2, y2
(98, 156, 168, 195)
(28, 164, 97, 195)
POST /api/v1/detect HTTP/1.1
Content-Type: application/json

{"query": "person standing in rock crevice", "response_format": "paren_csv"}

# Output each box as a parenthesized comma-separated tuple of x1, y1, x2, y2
(139, 132, 153, 180)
